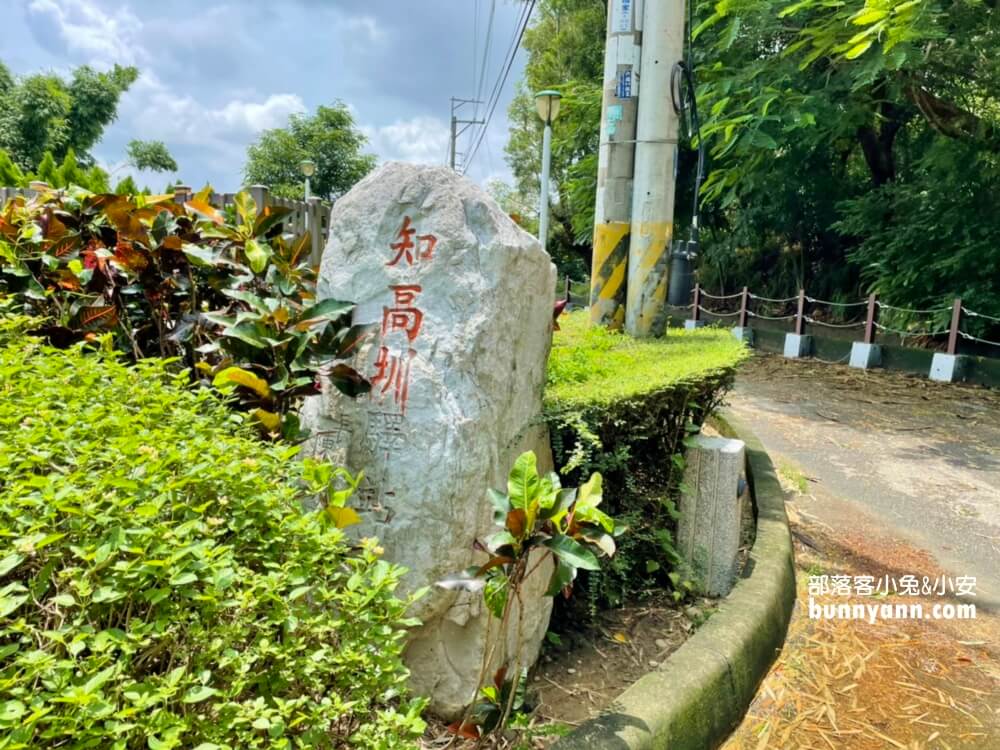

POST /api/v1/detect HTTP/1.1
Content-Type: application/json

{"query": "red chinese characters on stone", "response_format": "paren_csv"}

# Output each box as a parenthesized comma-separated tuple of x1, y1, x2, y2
(386, 215, 437, 266)
(371, 345, 416, 414)
(382, 284, 424, 341)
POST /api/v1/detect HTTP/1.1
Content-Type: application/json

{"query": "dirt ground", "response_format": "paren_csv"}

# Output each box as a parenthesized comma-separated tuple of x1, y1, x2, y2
(722, 353, 1000, 749)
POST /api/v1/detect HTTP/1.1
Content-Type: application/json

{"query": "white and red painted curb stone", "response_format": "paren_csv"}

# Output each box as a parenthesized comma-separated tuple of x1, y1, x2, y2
(299, 162, 557, 717)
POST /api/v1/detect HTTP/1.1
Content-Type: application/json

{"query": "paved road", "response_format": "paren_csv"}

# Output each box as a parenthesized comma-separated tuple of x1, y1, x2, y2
(722, 353, 1000, 749)
(729, 353, 1000, 610)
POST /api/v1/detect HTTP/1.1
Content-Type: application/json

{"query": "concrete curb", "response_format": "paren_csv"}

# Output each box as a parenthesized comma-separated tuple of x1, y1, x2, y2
(551, 411, 796, 750)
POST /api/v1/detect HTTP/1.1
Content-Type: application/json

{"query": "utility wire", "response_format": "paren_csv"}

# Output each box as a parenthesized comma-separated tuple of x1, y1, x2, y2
(463, 0, 535, 174)
(474, 0, 497, 123)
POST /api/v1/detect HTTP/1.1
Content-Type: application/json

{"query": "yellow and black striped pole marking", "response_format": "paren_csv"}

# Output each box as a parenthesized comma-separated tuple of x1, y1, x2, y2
(589, 221, 630, 329)
(625, 221, 672, 336)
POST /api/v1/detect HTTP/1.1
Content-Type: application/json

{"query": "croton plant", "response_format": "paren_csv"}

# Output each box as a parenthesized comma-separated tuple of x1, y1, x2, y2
(0, 185, 372, 438)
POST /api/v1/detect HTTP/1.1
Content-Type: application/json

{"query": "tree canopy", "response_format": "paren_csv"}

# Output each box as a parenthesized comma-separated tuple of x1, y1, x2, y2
(243, 103, 376, 200)
(126, 139, 178, 173)
(0, 62, 138, 170)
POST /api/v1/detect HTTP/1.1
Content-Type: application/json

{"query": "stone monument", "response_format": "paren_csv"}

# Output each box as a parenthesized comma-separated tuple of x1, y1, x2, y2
(300, 162, 557, 717)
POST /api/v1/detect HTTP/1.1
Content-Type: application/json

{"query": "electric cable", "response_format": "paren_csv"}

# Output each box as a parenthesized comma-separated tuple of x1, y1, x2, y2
(463, 0, 535, 173)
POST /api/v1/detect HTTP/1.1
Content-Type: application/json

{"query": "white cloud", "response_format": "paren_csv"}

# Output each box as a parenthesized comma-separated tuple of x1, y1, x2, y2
(363, 116, 449, 166)
(122, 72, 305, 146)
(26, 0, 144, 66)
(344, 15, 383, 42)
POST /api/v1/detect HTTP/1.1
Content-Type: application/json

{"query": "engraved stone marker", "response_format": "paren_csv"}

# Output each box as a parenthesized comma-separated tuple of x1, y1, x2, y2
(300, 162, 557, 717)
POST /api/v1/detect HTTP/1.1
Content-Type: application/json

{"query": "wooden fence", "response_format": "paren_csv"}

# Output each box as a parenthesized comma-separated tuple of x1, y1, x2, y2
(0, 183, 332, 265)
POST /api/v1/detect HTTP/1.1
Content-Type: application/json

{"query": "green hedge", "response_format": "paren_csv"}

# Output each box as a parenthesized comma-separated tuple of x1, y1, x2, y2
(0, 318, 425, 749)
(545, 311, 748, 610)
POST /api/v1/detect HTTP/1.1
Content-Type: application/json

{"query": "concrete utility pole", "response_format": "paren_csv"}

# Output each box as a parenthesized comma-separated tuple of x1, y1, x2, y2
(449, 98, 484, 171)
(625, 0, 686, 336)
(589, 0, 643, 328)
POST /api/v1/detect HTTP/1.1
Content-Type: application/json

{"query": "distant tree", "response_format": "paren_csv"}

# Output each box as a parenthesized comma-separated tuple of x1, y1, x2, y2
(113, 175, 140, 195)
(126, 139, 178, 173)
(243, 103, 375, 200)
(0, 61, 137, 171)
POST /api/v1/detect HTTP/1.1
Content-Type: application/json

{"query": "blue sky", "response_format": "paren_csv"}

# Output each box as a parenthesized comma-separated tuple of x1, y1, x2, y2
(1, 0, 529, 190)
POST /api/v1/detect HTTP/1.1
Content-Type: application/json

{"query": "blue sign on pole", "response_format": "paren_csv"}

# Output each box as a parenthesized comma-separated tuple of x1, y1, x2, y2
(616, 69, 632, 99)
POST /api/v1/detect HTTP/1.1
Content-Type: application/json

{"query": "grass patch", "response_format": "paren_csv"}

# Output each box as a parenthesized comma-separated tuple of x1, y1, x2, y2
(542, 311, 749, 614)
(778, 462, 811, 495)
(546, 311, 750, 408)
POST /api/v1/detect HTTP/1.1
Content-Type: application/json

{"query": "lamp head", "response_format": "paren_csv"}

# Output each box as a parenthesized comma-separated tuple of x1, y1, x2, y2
(534, 90, 562, 124)
(299, 159, 316, 177)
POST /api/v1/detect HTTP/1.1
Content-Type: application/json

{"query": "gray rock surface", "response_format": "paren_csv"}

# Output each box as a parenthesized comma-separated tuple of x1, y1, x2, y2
(299, 162, 557, 717)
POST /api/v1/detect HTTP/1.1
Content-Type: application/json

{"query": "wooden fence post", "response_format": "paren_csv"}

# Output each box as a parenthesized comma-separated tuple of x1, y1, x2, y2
(794, 289, 806, 335)
(738, 286, 749, 328)
(692, 284, 701, 322)
(947, 298, 962, 355)
(248, 185, 269, 217)
(863, 293, 878, 344)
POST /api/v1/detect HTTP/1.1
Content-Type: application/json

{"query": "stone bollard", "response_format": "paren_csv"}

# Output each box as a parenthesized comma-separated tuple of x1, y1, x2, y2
(299, 162, 557, 718)
(783, 333, 812, 358)
(849, 342, 882, 369)
(929, 352, 965, 383)
(677, 436, 746, 597)
(731, 326, 754, 346)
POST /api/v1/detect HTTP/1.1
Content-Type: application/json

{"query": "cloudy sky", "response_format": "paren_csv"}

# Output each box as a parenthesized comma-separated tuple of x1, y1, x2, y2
(1, 0, 530, 189)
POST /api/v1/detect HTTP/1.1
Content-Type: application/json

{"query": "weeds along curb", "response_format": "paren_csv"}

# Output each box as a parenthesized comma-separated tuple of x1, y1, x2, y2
(551, 410, 796, 750)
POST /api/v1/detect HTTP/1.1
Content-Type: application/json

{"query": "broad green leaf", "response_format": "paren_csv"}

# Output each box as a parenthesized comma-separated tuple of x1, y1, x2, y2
(295, 298, 353, 329)
(222, 288, 270, 314)
(245, 238, 270, 273)
(542, 534, 600, 571)
(182, 686, 218, 703)
(222, 322, 268, 348)
(181, 243, 219, 267)
(0, 594, 26, 618)
(507, 451, 540, 510)
(544, 558, 575, 597)
(0, 553, 23, 577)
(233, 191, 257, 226)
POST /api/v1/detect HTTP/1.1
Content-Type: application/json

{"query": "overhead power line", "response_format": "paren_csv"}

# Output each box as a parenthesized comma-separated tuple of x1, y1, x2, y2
(474, 0, 497, 121)
(462, 0, 535, 175)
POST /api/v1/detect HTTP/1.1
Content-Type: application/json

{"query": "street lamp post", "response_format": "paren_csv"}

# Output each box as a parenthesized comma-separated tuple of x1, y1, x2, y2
(534, 90, 561, 254)
(300, 159, 316, 232)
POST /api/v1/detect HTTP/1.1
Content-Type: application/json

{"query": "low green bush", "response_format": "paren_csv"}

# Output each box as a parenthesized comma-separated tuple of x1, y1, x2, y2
(0, 318, 425, 749)
(545, 311, 749, 611)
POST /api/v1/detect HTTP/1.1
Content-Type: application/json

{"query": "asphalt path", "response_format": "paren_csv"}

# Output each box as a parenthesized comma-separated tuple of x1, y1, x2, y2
(728, 353, 1000, 610)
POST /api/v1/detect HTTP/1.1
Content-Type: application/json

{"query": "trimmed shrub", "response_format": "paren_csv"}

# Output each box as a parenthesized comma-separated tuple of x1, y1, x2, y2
(545, 311, 749, 610)
(0, 318, 425, 749)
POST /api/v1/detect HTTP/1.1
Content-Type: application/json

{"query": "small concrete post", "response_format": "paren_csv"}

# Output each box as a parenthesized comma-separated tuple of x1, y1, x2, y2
(850, 293, 882, 369)
(783, 289, 812, 358)
(732, 286, 753, 344)
(930, 298, 965, 382)
(677, 436, 746, 597)
(685, 284, 706, 329)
